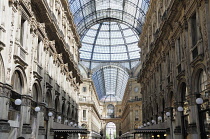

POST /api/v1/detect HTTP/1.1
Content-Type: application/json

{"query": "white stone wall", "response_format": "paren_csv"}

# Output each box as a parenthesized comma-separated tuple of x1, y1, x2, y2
(0, 0, 81, 139)
(78, 79, 102, 139)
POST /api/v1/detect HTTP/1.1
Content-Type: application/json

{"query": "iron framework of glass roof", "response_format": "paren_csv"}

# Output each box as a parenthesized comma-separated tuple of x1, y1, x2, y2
(92, 65, 129, 102)
(80, 22, 140, 70)
(69, 0, 150, 102)
(69, 0, 150, 38)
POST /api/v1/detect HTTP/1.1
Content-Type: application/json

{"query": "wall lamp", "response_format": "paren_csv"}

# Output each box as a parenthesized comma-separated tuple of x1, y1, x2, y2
(57, 116, 61, 120)
(151, 120, 156, 124)
(177, 106, 183, 112)
(158, 116, 162, 122)
(196, 97, 203, 105)
(166, 112, 171, 117)
(177, 97, 204, 112)
(69, 122, 74, 126)
(15, 99, 22, 105)
(48, 112, 53, 117)
(35, 106, 41, 112)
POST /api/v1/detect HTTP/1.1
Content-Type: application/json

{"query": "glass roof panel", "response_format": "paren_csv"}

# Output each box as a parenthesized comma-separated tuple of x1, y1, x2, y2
(79, 22, 140, 69)
(69, 0, 150, 102)
(69, 0, 150, 37)
(92, 65, 129, 102)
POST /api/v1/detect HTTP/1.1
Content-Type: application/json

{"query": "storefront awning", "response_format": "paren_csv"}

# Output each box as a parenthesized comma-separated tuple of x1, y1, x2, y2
(52, 122, 90, 134)
(130, 129, 167, 134)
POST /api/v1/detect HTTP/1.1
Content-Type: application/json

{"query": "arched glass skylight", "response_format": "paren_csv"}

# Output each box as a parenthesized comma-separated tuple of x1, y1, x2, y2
(69, 0, 150, 37)
(80, 22, 140, 69)
(92, 65, 129, 102)
(69, 0, 150, 102)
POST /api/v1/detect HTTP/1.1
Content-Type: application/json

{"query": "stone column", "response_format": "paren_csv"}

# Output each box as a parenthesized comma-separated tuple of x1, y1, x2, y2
(20, 95, 32, 138)
(47, 108, 55, 139)
(0, 83, 11, 139)
(187, 94, 199, 139)
(37, 102, 46, 139)
(174, 102, 183, 139)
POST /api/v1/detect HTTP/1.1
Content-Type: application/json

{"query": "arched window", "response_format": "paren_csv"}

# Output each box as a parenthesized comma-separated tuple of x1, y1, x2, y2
(32, 84, 39, 103)
(198, 70, 207, 94)
(169, 92, 175, 108)
(45, 90, 52, 108)
(67, 105, 70, 119)
(9, 70, 23, 117)
(54, 96, 60, 122)
(107, 104, 114, 118)
(181, 83, 187, 102)
(71, 104, 74, 119)
(55, 96, 60, 112)
(0, 55, 5, 82)
(62, 102, 65, 115)
(31, 84, 39, 116)
(13, 71, 23, 94)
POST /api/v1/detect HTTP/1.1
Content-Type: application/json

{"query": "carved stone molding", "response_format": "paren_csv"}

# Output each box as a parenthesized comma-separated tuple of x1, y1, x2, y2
(13, 55, 28, 69)
(0, 121, 11, 133)
(21, 95, 32, 106)
(0, 83, 12, 98)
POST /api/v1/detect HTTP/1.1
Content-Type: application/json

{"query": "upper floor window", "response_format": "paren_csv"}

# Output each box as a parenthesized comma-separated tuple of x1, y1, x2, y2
(134, 87, 139, 93)
(32, 84, 39, 102)
(83, 87, 87, 92)
(191, 13, 197, 46)
(45, 90, 52, 108)
(13, 71, 23, 94)
(83, 110, 86, 120)
(37, 39, 41, 63)
(20, 18, 26, 46)
(198, 70, 207, 93)
(107, 104, 114, 118)
(176, 37, 181, 62)
(135, 110, 139, 119)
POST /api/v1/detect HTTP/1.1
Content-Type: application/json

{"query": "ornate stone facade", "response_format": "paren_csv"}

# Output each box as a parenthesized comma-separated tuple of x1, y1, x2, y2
(0, 0, 82, 139)
(138, 0, 210, 139)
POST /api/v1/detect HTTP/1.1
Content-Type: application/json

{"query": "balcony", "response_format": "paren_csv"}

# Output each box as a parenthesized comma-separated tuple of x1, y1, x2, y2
(33, 63, 43, 80)
(13, 42, 28, 68)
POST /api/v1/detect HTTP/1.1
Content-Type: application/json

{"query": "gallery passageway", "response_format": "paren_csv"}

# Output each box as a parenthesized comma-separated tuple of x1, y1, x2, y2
(0, 0, 210, 139)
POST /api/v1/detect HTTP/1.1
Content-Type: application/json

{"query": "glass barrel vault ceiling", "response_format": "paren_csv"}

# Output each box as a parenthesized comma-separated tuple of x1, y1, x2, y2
(92, 65, 129, 102)
(80, 22, 140, 70)
(69, 0, 150, 102)
(69, 0, 150, 37)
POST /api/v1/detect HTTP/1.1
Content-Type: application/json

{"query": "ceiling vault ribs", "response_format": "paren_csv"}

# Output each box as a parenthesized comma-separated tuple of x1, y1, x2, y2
(118, 23, 131, 69)
(69, 0, 150, 102)
(89, 23, 103, 69)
